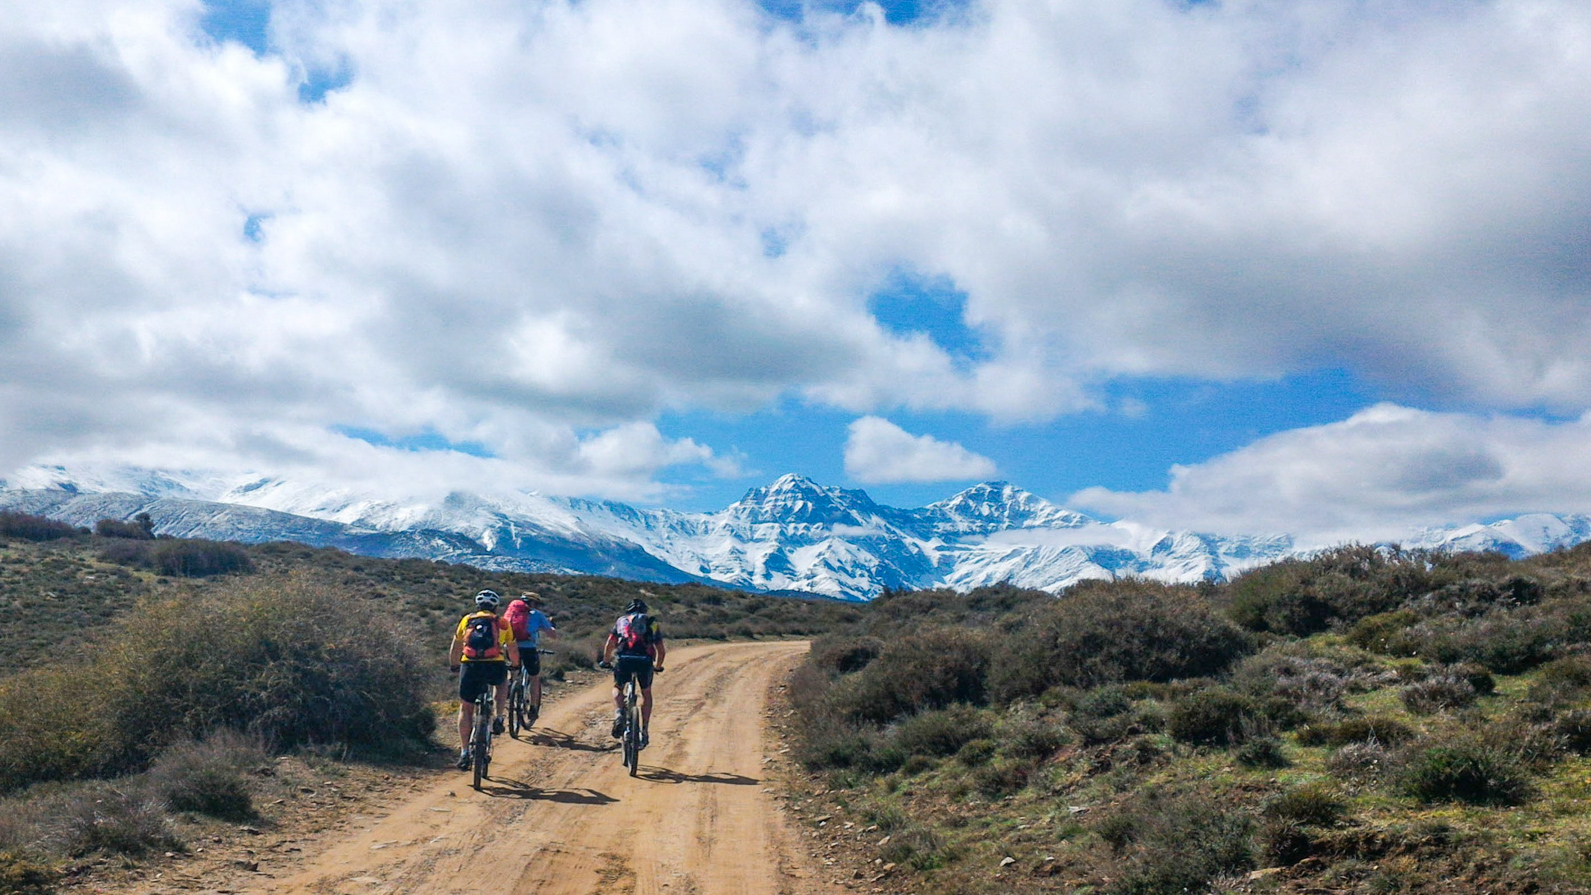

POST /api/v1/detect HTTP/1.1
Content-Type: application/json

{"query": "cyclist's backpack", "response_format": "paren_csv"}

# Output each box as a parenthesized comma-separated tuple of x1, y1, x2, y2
(614, 612, 651, 655)
(463, 612, 501, 661)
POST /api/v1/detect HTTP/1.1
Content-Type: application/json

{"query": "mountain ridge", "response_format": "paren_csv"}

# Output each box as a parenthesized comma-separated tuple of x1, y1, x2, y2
(4, 466, 1587, 600)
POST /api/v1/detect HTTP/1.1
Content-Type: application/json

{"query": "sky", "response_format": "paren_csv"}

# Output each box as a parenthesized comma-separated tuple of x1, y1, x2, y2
(2, 0, 1590, 546)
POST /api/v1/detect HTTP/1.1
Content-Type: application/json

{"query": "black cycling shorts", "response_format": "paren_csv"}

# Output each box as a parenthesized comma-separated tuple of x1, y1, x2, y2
(459, 661, 508, 702)
(516, 646, 541, 677)
(612, 654, 654, 690)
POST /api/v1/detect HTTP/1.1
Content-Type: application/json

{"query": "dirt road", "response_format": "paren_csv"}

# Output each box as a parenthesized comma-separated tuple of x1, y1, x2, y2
(247, 640, 839, 895)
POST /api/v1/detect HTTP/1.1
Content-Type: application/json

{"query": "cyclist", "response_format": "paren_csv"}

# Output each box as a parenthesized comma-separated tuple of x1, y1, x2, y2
(601, 598, 665, 749)
(503, 592, 559, 723)
(449, 590, 520, 770)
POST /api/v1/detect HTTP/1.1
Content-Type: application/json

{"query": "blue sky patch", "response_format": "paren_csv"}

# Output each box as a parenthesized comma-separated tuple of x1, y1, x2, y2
(335, 426, 495, 458)
(201, 0, 270, 54)
(299, 61, 353, 104)
(243, 212, 269, 242)
(868, 269, 991, 366)
(656, 367, 1379, 513)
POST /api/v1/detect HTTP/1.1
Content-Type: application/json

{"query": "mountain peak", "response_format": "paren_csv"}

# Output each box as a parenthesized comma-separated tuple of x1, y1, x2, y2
(928, 481, 1091, 532)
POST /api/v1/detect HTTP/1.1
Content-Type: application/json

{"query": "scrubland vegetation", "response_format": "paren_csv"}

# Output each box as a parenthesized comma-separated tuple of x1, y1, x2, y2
(0, 510, 862, 892)
(787, 545, 1591, 895)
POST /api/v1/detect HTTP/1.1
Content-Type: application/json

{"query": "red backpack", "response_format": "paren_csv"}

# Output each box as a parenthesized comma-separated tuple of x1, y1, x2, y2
(462, 612, 502, 660)
(614, 613, 651, 655)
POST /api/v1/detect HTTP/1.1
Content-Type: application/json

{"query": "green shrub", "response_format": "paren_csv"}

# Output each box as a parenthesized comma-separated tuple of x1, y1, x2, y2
(1326, 742, 1393, 783)
(1400, 674, 1477, 715)
(956, 738, 997, 766)
(1320, 716, 1414, 747)
(1236, 736, 1289, 768)
(808, 636, 884, 676)
(998, 713, 1072, 758)
(1093, 790, 1254, 895)
(0, 850, 55, 895)
(94, 518, 153, 540)
(1265, 781, 1345, 826)
(972, 758, 1034, 797)
(1551, 710, 1591, 754)
(879, 825, 946, 870)
(892, 705, 991, 758)
(146, 733, 265, 821)
(827, 628, 989, 723)
(1347, 610, 1420, 654)
(0, 512, 79, 542)
(1227, 545, 1432, 636)
(1400, 737, 1532, 806)
(0, 577, 435, 792)
(989, 581, 1253, 700)
(1528, 655, 1591, 704)
(35, 785, 181, 857)
(151, 539, 253, 577)
(1167, 688, 1259, 746)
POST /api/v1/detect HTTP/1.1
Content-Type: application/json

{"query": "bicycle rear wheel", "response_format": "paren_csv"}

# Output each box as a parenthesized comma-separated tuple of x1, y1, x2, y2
(624, 686, 641, 776)
(508, 678, 524, 739)
(472, 697, 491, 790)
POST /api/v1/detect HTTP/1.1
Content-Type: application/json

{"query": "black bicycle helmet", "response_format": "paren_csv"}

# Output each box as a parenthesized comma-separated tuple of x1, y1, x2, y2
(475, 589, 501, 610)
(625, 598, 647, 614)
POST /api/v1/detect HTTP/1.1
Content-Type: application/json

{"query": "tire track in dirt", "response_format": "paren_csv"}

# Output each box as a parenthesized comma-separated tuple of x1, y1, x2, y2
(244, 641, 840, 895)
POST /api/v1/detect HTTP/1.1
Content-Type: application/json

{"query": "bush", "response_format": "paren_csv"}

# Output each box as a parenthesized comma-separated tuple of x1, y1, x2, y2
(879, 825, 946, 871)
(826, 628, 990, 723)
(1265, 781, 1346, 827)
(1167, 688, 1259, 746)
(892, 705, 991, 758)
(956, 738, 997, 766)
(0, 850, 54, 895)
(998, 712, 1072, 758)
(1326, 741, 1394, 783)
(971, 758, 1034, 797)
(1528, 655, 1591, 704)
(808, 636, 885, 676)
(1236, 736, 1289, 768)
(1093, 790, 1254, 895)
(0, 576, 436, 792)
(1400, 737, 1532, 806)
(989, 581, 1253, 700)
(94, 518, 153, 540)
(1400, 674, 1477, 715)
(151, 539, 253, 577)
(35, 785, 181, 857)
(0, 512, 78, 542)
(145, 732, 266, 821)
(1227, 545, 1433, 636)
(1256, 783, 1344, 866)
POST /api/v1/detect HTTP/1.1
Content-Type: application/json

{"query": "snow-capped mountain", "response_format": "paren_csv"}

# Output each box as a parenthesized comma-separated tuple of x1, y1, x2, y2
(3, 466, 1588, 600)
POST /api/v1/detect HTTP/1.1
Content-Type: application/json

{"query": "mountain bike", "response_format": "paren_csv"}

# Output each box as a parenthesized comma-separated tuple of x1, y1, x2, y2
(508, 649, 556, 739)
(619, 669, 643, 776)
(470, 681, 495, 790)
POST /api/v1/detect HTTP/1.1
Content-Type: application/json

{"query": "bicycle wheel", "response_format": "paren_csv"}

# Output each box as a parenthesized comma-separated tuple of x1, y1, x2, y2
(624, 684, 641, 776)
(472, 697, 491, 790)
(508, 677, 524, 739)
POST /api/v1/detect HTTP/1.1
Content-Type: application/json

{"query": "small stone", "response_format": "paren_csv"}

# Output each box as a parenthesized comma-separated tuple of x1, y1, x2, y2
(1000, 856, 1016, 867)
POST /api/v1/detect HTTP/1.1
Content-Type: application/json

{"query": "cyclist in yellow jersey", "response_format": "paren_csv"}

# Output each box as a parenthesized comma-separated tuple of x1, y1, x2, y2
(449, 590, 520, 770)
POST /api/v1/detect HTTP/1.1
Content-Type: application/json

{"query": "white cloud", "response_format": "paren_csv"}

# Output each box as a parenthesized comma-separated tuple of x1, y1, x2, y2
(1073, 404, 1591, 546)
(844, 416, 996, 484)
(2, 0, 1590, 500)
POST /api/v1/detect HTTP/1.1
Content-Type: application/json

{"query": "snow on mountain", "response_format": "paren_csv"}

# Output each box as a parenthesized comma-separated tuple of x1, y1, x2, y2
(3, 465, 1587, 600)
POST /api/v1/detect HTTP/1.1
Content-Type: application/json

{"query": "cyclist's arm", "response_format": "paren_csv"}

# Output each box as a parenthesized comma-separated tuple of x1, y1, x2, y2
(601, 632, 618, 664)
(653, 639, 666, 669)
(507, 640, 521, 667)
(448, 635, 464, 669)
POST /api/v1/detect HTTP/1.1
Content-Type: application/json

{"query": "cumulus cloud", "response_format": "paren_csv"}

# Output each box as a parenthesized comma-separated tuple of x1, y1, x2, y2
(1073, 404, 1591, 546)
(844, 416, 996, 483)
(2, 0, 1590, 500)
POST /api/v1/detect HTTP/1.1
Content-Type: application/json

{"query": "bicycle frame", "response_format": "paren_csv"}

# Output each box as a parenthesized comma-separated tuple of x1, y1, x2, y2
(620, 671, 642, 776)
